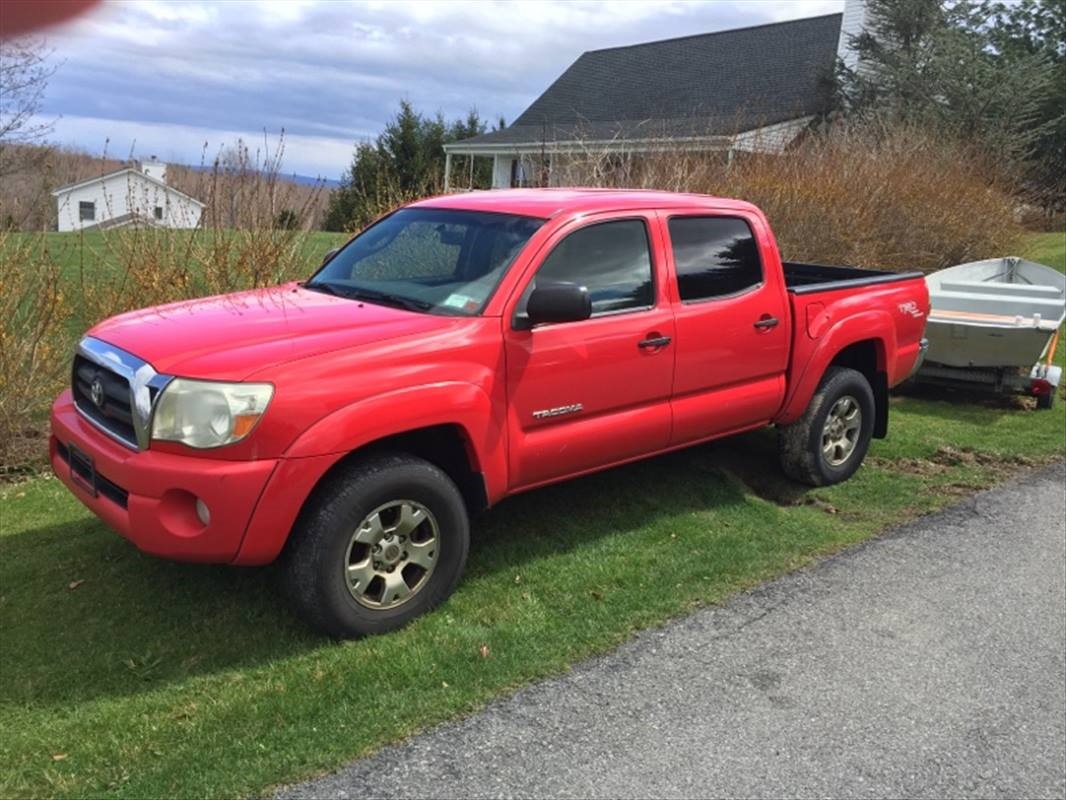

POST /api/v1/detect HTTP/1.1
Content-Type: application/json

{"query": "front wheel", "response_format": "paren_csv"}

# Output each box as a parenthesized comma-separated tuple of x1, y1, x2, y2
(778, 366, 875, 486)
(281, 453, 470, 638)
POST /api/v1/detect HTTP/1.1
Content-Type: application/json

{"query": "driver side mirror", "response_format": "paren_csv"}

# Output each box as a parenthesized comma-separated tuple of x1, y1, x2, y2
(321, 248, 340, 266)
(517, 283, 592, 330)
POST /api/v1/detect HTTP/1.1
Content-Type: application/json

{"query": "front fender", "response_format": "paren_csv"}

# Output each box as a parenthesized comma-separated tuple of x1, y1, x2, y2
(233, 382, 507, 565)
(777, 310, 895, 426)
(284, 381, 507, 495)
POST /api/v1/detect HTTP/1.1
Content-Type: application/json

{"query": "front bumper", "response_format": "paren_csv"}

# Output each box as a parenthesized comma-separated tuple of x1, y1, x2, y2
(50, 390, 278, 563)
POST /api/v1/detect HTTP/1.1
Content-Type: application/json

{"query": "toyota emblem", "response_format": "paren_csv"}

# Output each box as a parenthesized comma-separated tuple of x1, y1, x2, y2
(90, 376, 105, 408)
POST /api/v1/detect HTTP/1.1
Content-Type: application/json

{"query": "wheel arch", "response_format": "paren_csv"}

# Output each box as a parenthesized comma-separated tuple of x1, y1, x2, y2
(827, 339, 890, 438)
(777, 310, 895, 436)
(233, 384, 506, 565)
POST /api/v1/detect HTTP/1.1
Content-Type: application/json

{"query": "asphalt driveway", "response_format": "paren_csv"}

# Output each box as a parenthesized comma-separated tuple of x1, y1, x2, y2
(280, 463, 1066, 800)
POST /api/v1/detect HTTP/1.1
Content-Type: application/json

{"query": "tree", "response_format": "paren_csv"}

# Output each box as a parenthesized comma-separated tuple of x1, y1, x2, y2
(835, 0, 1059, 172)
(274, 208, 299, 230)
(986, 0, 1065, 211)
(324, 102, 499, 231)
(0, 37, 57, 177)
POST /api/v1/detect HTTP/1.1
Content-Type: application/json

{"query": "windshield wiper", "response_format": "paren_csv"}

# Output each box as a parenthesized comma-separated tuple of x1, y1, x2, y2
(347, 288, 433, 313)
(302, 280, 352, 298)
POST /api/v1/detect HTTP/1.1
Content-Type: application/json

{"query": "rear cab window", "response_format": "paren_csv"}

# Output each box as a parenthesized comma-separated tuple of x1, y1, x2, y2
(667, 216, 763, 302)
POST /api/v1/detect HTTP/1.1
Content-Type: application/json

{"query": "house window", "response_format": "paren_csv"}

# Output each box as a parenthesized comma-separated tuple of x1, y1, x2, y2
(529, 219, 654, 316)
(154, 206, 163, 220)
(79, 201, 95, 222)
(667, 216, 763, 301)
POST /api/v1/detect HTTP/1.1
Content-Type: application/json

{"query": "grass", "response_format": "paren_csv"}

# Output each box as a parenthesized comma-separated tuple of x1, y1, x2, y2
(1022, 231, 1066, 274)
(1, 233, 1063, 799)
(8, 230, 347, 277)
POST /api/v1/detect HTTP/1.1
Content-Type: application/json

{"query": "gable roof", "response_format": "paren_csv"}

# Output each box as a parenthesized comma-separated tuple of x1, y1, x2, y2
(51, 167, 206, 208)
(451, 13, 842, 149)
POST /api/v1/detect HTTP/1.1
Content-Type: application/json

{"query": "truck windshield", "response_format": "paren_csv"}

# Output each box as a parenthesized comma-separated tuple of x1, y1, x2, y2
(306, 208, 544, 316)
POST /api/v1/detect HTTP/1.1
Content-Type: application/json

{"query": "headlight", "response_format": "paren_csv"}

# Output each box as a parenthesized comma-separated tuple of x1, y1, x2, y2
(151, 379, 274, 449)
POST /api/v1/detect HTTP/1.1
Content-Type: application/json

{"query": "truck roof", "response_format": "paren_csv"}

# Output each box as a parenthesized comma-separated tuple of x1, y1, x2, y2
(412, 188, 760, 219)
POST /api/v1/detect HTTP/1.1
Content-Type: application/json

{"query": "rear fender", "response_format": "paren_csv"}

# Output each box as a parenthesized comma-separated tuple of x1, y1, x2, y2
(777, 310, 895, 426)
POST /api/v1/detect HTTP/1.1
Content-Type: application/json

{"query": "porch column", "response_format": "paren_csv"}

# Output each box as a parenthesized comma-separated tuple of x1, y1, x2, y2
(444, 152, 452, 192)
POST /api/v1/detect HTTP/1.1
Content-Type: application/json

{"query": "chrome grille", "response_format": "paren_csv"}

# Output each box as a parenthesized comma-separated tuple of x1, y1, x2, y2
(72, 354, 138, 445)
(71, 337, 171, 450)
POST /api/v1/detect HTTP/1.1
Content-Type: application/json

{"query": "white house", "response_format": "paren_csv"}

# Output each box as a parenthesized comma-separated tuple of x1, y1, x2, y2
(444, 0, 869, 190)
(52, 157, 205, 232)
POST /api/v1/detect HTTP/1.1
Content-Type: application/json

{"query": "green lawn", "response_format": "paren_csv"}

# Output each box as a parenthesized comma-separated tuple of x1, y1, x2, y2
(1, 233, 1064, 799)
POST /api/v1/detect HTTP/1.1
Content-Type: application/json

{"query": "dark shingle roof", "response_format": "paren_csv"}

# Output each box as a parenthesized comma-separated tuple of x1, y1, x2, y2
(455, 13, 842, 147)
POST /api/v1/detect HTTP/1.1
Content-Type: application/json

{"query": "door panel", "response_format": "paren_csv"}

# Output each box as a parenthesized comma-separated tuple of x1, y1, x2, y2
(503, 213, 676, 489)
(664, 212, 790, 444)
(505, 310, 675, 487)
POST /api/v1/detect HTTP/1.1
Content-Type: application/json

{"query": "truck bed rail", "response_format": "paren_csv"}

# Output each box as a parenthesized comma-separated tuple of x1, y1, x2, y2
(784, 261, 924, 295)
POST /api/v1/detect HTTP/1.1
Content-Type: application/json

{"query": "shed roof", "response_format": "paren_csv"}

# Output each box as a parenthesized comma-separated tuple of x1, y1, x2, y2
(449, 13, 842, 150)
(51, 167, 206, 208)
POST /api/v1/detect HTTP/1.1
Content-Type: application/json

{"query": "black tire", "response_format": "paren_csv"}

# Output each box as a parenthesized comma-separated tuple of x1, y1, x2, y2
(778, 366, 875, 486)
(281, 452, 470, 638)
(1036, 390, 1056, 410)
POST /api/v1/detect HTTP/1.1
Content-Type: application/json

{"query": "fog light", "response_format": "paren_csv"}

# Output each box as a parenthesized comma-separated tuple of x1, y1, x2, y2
(195, 498, 211, 526)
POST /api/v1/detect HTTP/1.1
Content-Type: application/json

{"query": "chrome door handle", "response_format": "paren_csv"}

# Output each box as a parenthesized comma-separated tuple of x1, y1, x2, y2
(638, 335, 672, 349)
(753, 317, 779, 329)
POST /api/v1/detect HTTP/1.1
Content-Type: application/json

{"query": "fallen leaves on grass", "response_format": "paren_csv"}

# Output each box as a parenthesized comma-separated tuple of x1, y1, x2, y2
(478, 644, 490, 659)
(67, 579, 84, 591)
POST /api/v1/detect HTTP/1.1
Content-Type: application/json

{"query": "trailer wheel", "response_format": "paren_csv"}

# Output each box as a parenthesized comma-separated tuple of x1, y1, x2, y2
(1036, 390, 1056, 410)
(778, 366, 875, 486)
(280, 453, 470, 638)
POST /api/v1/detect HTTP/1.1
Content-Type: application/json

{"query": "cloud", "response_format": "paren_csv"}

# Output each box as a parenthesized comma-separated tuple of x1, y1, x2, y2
(40, 0, 844, 177)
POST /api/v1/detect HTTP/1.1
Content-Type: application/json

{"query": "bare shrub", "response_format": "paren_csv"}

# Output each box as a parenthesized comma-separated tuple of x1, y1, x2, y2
(0, 231, 72, 470)
(0, 134, 330, 231)
(0, 135, 332, 470)
(553, 123, 1021, 271)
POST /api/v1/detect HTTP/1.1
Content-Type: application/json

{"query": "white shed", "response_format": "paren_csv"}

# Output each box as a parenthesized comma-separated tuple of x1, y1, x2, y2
(52, 158, 205, 232)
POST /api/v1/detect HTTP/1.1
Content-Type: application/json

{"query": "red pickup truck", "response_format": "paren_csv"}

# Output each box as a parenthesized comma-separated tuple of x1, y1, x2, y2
(51, 189, 929, 636)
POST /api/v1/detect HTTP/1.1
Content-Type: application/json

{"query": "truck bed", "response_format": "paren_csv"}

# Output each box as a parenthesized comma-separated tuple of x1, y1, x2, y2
(784, 261, 924, 295)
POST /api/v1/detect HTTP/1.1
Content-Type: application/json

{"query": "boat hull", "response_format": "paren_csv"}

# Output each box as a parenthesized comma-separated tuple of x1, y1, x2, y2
(924, 318, 1055, 369)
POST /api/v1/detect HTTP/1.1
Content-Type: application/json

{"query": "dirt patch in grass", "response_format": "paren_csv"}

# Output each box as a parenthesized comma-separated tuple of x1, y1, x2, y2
(868, 455, 951, 477)
(930, 445, 1037, 469)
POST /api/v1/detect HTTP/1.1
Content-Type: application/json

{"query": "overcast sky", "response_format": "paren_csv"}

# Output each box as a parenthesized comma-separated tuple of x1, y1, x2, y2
(38, 0, 843, 179)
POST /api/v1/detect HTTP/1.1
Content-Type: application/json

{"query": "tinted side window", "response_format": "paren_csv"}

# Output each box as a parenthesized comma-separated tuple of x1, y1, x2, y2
(668, 217, 762, 301)
(534, 220, 653, 315)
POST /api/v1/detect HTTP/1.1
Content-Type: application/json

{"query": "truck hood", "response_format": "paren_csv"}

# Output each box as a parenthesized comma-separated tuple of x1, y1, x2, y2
(88, 283, 461, 379)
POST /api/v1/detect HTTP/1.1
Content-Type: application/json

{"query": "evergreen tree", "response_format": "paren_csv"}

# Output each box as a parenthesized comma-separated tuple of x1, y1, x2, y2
(324, 103, 500, 231)
(835, 0, 1059, 183)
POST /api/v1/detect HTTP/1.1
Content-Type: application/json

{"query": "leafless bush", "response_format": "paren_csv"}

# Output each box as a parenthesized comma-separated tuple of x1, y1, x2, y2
(0, 134, 330, 231)
(0, 134, 334, 470)
(0, 231, 72, 470)
(552, 122, 1021, 271)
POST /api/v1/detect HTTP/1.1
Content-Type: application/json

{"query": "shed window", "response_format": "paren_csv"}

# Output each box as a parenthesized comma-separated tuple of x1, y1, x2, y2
(78, 201, 95, 222)
(154, 206, 163, 220)
(668, 216, 763, 301)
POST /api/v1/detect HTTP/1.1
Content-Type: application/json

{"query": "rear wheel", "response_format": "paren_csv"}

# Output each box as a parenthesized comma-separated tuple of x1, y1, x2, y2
(281, 453, 469, 638)
(779, 366, 875, 486)
(1035, 390, 1056, 410)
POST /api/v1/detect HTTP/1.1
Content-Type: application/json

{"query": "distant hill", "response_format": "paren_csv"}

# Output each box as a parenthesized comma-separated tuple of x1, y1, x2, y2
(289, 173, 341, 188)
(184, 163, 341, 188)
